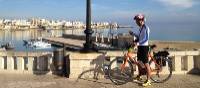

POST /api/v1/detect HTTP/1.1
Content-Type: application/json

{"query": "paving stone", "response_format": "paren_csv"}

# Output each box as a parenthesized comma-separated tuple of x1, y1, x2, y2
(0, 74, 199, 88)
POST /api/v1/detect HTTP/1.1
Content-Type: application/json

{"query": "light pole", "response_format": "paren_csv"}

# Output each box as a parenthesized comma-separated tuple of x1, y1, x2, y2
(83, 0, 94, 52)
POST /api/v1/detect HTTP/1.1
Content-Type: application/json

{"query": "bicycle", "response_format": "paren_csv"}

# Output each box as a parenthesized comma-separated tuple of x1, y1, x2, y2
(107, 45, 173, 85)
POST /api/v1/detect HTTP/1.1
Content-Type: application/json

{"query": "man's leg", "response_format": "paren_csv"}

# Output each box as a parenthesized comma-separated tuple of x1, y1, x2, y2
(142, 46, 152, 87)
(133, 61, 143, 81)
(142, 63, 151, 86)
(144, 63, 151, 80)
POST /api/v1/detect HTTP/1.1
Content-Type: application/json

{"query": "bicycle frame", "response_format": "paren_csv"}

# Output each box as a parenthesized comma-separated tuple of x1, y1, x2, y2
(108, 46, 172, 85)
(120, 51, 162, 75)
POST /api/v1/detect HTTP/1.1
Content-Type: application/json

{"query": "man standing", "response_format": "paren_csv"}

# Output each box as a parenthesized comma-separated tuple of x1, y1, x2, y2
(130, 14, 151, 86)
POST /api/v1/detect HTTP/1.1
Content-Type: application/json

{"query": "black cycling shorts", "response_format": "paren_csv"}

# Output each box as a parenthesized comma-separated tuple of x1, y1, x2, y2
(137, 46, 149, 63)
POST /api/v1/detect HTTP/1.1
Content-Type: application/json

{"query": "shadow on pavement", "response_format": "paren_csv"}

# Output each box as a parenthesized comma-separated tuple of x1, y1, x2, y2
(76, 54, 112, 85)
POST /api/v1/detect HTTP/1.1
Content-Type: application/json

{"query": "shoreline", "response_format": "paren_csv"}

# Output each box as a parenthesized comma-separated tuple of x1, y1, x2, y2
(150, 40, 200, 50)
(150, 40, 200, 43)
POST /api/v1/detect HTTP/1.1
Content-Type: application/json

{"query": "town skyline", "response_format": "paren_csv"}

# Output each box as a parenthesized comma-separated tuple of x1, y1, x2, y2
(0, 0, 199, 25)
(0, 18, 119, 30)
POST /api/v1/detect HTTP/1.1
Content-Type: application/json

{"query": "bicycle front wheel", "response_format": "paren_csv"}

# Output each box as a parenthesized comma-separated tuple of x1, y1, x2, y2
(108, 57, 133, 85)
(150, 56, 172, 83)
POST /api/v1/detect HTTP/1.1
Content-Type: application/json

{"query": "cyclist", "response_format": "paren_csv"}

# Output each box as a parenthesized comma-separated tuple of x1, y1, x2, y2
(129, 14, 151, 86)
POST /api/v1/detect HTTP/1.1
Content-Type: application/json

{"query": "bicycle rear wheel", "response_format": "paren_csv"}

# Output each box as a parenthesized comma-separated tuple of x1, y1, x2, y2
(108, 57, 134, 85)
(150, 56, 172, 83)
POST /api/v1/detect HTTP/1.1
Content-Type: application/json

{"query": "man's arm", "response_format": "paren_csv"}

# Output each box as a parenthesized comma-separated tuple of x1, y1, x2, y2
(129, 31, 139, 43)
(129, 31, 138, 37)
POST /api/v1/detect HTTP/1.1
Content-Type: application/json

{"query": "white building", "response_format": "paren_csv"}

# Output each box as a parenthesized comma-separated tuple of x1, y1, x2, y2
(0, 18, 118, 30)
(64, 21, 73, 27)
(14, 19, 31, 26)
(72, 21, 84, 28)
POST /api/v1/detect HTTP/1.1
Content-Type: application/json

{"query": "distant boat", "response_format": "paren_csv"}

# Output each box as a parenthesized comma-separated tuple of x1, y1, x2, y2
(1, 42, 15, 50)
(32, 40, 51, 49)
(23, 39, 51, 49)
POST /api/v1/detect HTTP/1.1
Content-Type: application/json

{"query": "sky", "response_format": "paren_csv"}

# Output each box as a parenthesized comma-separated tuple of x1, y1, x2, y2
(0, 0, 199, 24)
(0, 0, 199, 41)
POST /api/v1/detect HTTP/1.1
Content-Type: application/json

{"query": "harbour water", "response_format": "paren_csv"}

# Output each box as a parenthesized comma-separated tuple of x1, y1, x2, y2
(0, 27, 199, 51)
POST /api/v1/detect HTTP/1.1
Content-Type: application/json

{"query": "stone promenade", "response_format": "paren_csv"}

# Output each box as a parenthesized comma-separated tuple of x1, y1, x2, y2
(0, 74, 200, 88)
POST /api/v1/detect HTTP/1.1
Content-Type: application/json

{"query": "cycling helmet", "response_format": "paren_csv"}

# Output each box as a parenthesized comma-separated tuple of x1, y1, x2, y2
(134, 14, 146, 21)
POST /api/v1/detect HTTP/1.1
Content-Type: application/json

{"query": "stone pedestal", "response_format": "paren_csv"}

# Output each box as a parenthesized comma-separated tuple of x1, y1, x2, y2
(0, 57, 4, 70)
(7, 56, 14, 70)
(172, 56, 182, 73)
(28, 57, 34, 71)
(185, 56, 194, 71)
(17, 57, 24, 70)
(69, 52, 103, 78)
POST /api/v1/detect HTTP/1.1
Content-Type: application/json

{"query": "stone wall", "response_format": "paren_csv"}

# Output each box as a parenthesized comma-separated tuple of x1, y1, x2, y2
(68, 50, 200, 78)
(0, 51, 53, 74)
(1, 50, 200, 78)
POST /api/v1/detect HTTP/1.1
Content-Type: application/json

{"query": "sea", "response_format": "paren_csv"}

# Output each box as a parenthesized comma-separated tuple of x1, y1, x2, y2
(0, 25, 199, 51)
